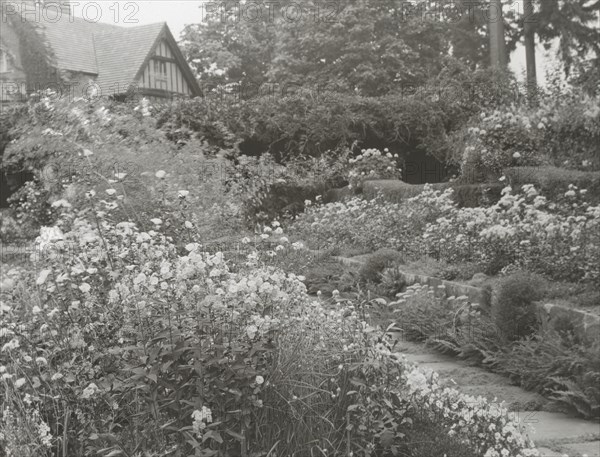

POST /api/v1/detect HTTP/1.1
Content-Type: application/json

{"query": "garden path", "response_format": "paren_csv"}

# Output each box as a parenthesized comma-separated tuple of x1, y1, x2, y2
(334, 254, 600, 457)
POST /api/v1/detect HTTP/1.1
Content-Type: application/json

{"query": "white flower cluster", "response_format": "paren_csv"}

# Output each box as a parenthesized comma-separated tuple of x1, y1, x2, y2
(403, 364, 541, 457)
(31, 226, 65, 262)
(191, 406, 213, 438)
(422, 184, 600, 281)
(346, 148, 401, 190)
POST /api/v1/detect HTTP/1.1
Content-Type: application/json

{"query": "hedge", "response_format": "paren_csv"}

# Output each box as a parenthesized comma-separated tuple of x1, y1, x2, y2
(361, 180, 504, 207)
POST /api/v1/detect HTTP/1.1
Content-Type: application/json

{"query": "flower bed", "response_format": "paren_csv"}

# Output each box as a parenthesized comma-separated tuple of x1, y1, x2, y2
(292, 183, 600, 284)
(1, 202, 543, 456)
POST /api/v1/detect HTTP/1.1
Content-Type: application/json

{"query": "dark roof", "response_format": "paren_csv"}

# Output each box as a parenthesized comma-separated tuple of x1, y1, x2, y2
(42, 16, 120, 74)
(40, 16, 198, 95)
(93, 22, 167, 92)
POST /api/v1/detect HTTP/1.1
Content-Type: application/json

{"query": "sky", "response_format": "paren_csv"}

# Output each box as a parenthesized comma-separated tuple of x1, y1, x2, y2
(66, 1, 202, 38)
(65, 0, 562, 86)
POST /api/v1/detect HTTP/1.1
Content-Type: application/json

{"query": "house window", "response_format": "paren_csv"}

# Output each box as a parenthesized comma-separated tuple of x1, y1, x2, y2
(153, 60, 168, 90)
(154, 60, 167, 79)
(0, 49, 9, 73)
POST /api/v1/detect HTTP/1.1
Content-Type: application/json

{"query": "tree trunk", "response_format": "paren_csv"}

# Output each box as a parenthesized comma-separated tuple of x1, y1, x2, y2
(524, 0, 538, 104)
(489, 0, 508, 68)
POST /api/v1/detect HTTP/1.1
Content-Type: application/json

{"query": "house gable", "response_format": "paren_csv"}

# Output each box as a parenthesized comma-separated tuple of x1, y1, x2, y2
(0, 18, 29, 104)
(133, 26, 201, 99)
(5, 7, 200, 101)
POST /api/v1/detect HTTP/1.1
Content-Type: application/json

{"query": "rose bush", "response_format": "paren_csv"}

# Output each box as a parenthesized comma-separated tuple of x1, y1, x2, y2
(346, 148, 401, 192)
(453, 88, 600, 183)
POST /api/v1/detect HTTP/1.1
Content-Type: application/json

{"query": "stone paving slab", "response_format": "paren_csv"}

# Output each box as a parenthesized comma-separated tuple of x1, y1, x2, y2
(536, 447, 565, 456)
(386, 311, 600, 453)
(560, 440, 600, 457)
(524, 413, 600, 442)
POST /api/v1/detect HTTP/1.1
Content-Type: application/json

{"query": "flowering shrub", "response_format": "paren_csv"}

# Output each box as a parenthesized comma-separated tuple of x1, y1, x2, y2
(293, 183, 600, 284)
(401, 366, 540, 457)
(290, 185, 454, 254)
(423, 184, 600, 282)
(454, 89, 600, 183)
(4, 179, 57, 241)
(536, 89, 600, 171)
(458, 107, 545, 182)
(346, 148, 401, 191)
(224, 150, 350, 225)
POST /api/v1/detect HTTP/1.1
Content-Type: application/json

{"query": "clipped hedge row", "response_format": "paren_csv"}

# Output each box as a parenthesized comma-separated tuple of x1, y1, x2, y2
(361, 180, 504, 207)
(357, 167, 600, 207)
(504, 166, 600, 203)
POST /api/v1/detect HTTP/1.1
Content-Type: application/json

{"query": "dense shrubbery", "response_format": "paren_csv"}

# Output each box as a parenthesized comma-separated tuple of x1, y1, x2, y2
(492, 273, 542, 342)
(224, 151, 349, 224)
(0, 94, 244, 243)
(156, 67, 516, 165)
(290, 185, 454, 255)
(155, 91, 451, 162)
(422, 184, 600, 282)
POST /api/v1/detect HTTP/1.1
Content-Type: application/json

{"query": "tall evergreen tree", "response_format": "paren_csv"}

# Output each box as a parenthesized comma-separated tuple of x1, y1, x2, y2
(510, 0, 600, 77)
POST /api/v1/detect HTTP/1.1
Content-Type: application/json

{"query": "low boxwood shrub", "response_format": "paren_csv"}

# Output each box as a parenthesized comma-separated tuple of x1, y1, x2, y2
(359, 248, 406, 284)
(492, 273, 542, 342)
(362, 180, 450, 203)
(504, 166, 600, 204)
(362, 180, 503, 207)
(450, 182, 504, 207)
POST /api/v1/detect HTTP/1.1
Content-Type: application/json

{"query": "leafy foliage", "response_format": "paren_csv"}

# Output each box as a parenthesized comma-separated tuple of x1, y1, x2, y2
(180, 0, 495, 96)
(155, 65, 517, 166)
(511, 0, 600, 76)
(452, 86, 600, 182)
